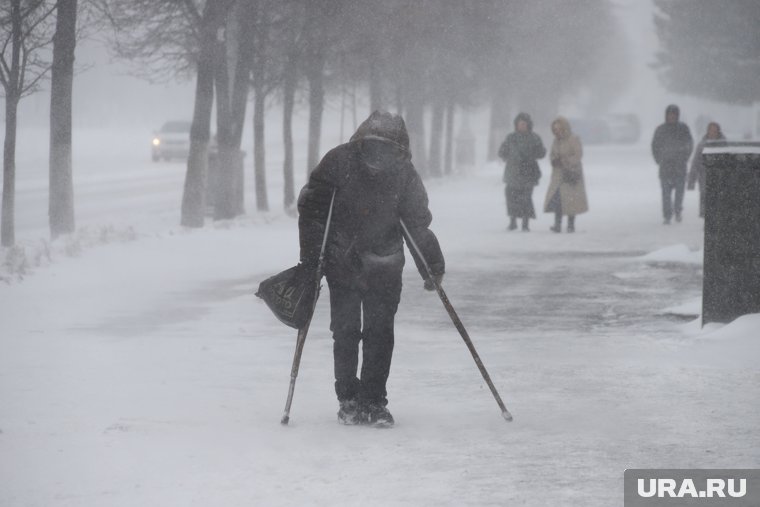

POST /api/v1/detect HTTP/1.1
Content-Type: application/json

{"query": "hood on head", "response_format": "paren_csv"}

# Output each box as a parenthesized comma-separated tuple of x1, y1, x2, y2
(665, 104, 680, 121)
(350, 110, 411, 176)
(350, 110, 410, 151)
(705, 121, 725, 140)
(514, 112, 533, 131)
(552, 116, 572, 138)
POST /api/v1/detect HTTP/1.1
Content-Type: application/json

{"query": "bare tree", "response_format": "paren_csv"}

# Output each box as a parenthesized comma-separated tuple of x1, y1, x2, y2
(226, 0, 254, 216)
(181, 0, 235, 227)
(210, 4, 237, 220)
(1, 0, 56, 247)
(49, 0, 78, 239)
(102, 0, 234, 227)
(279, 2, 304, 212)
(249, 0, 279, 212)
(654, 0, 760, 105)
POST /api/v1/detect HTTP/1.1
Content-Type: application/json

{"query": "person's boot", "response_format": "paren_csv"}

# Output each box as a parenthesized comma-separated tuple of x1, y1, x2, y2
(550, 214, 562, 233)
(567, 216, 575, 233)
(675, 211, 682, 223)
(361, 401, 394, 428)
(508, 217, 518, 231)
(521, 217, 530, 232)
(337, 399, 363, 425)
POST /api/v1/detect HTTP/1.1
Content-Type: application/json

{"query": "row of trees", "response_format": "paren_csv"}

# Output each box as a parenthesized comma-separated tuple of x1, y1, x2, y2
(2, 0, 79, 247)
(653, 0, 760, 105)
(103, 0, 627, 228)
(2, 0, 626, 246)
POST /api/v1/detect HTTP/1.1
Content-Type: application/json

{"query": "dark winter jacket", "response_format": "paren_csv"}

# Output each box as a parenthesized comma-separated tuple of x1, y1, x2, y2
(651, 105, 694, 179)
(297, 111, 444, 288)
(499, 113, 546, 189)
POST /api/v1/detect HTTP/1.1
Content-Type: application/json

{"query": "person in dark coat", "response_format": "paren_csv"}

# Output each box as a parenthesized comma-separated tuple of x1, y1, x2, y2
(297, 110, 445, 427)
(651, 104, 693, 224)
(498, 112, 546, 232)
(687, 121, 725, 218)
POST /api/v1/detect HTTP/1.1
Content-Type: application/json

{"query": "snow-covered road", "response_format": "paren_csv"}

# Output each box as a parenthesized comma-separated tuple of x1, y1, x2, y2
(1, 137, 758, 506)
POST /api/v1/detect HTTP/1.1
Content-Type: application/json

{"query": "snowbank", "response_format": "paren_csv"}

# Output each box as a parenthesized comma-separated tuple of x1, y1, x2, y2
(662, 297, 701, 318)
(639, 244, 703, 265)
(683, 313, 760, 368)
(1, 225, 138, 284)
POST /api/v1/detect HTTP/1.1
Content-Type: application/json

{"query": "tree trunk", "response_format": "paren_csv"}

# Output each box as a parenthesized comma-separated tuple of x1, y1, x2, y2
(253, 86, 268, 211)
(428, 99, 444, 177)
(368, 53, 385, 112)
(405, 88, 427, 177)
(443, 100, 455, 175)
(305, 52, 325, 175)
(49, 0, 77, 239)
(1, 0, 21, 247)
(2, 94, 19, 247)
(213, 32, 237, 220)
(395, 84, 404, 117)
(282, 52, 297, 211)
(488, 90, 511, 161)
(229, 5, 252, 216)
(180, 0, 232, 227)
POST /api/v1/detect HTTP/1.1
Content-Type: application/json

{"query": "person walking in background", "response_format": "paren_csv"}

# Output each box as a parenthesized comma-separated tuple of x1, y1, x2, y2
(651, 104, 693, 224)
(498, 112, 546, 232)
(298, 110, 445, 428)
(687, 121, 725, 218)
(543, 117, 588, 233)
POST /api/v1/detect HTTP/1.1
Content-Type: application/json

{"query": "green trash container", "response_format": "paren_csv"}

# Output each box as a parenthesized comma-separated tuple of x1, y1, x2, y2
(702, 141, 760, 325)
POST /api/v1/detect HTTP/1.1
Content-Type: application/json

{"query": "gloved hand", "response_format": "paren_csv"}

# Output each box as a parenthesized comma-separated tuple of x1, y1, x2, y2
(299, 254, 319, 269)
(424, 273, 443, 291)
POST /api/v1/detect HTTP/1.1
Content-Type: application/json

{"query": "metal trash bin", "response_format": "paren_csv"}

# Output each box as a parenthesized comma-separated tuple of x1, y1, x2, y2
(702, 141, 760, 325)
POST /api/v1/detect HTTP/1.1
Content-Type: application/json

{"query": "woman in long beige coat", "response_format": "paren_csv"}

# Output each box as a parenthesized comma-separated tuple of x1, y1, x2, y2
(544, 117, 589, 232)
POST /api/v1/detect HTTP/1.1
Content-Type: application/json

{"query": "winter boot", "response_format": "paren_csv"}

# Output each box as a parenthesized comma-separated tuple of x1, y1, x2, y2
(361, 402, 394, 428)
(675, 211, 682, 223)
(521, 217, 530, 232)
(567, 215, 575, 233)
(508, 217, 518, 231)
(337, 400, 363, 425)
(550, 214, 562, 233)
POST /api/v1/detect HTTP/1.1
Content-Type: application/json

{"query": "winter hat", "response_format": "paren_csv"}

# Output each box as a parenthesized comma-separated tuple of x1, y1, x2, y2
(350, 110, 410, 151)
(514, 112, 534, 131)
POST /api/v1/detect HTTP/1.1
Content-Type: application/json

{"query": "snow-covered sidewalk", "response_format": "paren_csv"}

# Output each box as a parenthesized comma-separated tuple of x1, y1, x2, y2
(1, 146, 758, 506)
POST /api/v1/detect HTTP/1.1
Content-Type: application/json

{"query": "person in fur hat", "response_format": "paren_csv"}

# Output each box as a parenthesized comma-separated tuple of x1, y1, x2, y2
(544, 117, 589, 233)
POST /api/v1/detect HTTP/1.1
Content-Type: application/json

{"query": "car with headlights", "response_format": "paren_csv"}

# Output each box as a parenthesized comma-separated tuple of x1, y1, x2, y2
(152, 120, 191, 161)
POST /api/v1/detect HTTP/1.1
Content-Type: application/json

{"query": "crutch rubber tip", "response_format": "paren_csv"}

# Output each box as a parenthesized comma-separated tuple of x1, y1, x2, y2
(502, 411, 514, 422)
(280, 415, 290, 425)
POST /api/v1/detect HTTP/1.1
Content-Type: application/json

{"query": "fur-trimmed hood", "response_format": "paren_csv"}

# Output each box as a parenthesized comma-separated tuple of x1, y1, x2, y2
(551, 116, 573, 139)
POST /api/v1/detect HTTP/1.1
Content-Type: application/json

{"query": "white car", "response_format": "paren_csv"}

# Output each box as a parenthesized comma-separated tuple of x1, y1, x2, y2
(151, 121, 191, 162)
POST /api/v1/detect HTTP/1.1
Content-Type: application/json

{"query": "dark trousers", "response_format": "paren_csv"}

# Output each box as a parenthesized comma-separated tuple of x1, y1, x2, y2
(327, 273, 401, 405)
(660, 171, 686, 220)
